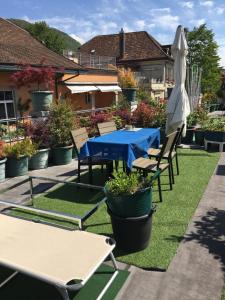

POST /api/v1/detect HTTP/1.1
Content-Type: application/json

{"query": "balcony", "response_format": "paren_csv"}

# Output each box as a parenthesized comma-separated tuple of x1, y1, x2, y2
(63, 50, 117, 70)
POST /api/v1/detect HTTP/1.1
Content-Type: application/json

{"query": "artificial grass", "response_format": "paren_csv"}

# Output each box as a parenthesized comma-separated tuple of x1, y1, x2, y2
(10, 149, 219, 269)
(0, 264, 129, 300)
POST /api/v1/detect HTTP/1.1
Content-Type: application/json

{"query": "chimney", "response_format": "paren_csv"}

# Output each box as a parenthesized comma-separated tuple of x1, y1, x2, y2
(119, 28, 125, 58)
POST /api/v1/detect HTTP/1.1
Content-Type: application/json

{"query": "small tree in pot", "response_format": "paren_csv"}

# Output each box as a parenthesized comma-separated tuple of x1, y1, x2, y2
(104, 172, 155, 251)
(48, 101, 75, 165)
(4, 139, 36, 177)
(23, 120, 51, 169)
(118, 68, 137, 102)
(11, 62, 55, 112)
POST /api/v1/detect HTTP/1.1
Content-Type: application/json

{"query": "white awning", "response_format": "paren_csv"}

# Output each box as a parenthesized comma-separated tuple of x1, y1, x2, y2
(66, 85, 98, 94)
(96, 85, 122, 92)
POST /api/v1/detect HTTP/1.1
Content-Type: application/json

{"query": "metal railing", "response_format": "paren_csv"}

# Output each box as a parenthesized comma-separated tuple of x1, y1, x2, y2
(63, 50, 117, 70)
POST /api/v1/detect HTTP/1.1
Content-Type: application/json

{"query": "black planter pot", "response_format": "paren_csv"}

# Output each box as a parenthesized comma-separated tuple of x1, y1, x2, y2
(160, 128, 166, 144)
(205, 131, 225, 142)
(195, 130, 205, 146)
(181, 127, 194, 144)
(108, 208, 154, 252)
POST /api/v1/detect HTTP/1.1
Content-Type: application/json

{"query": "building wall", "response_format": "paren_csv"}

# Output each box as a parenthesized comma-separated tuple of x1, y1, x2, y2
(0, 70, 118, 117)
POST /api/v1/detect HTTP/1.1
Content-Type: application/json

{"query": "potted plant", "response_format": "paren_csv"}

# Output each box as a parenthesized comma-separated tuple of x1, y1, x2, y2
(202, 117, 225, 142)
(0, 141, 7, 182)
(23, 120, 50, 170)
(118, 68, 137, 102)
(11, 63, 55, 112)
(4, 139, 36, 177)
(104, 172, 155, 251)
(48, 101, 74, 165)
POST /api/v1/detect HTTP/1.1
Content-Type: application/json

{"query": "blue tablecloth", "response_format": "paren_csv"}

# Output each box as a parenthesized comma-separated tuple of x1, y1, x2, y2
(80, 128, 160, 169)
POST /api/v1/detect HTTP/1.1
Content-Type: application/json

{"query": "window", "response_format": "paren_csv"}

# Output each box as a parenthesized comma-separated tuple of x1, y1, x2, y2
(85, 93, 91, 104)
(0, 91, 16, 120)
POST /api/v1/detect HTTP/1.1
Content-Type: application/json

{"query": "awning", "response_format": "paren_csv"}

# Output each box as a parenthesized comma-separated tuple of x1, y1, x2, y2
(66, 85, 98, 94)
(96, 85, 122, 92)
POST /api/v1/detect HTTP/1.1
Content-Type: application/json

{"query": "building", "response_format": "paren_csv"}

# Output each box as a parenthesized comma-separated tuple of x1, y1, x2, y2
(0, 18, 120, 120)
(78, 29, 174, 100)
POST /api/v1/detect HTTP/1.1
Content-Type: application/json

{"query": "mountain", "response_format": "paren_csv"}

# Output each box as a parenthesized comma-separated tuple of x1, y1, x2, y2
(8, 18, 81, 52)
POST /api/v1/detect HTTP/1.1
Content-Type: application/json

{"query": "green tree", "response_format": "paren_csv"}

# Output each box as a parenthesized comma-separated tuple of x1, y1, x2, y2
(26, 21, 65, 55)
(187, 24, 221, 94)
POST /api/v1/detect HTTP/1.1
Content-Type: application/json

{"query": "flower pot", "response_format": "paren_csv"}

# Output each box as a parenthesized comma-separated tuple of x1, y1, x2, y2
(195, 130, 205, 146)
(6, 156, 28, 177)
(205, 131, 225, 142)
(52, 145, 73, 165)
(181, 127, 194, 144)
(122, 88, 137, 102)
(29, 148, 49, 170)
(108, 208, 154, 251)
(105, 187, 152, 218)
(160, 128, 166, 144)
(0, 158, 7, 182)
(31, 91, 53, 112)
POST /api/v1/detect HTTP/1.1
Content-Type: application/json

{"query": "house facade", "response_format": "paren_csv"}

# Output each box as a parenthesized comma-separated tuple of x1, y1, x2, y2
(0, 18, 120, 120)
(79, 29, 174, 100)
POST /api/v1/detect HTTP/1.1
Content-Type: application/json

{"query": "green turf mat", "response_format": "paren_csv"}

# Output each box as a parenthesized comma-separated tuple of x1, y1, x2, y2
(0, 264, 129, 300)
(8, 149, 220, 269)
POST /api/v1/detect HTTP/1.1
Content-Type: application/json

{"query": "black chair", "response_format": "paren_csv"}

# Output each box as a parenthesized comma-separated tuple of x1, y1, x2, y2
(132, 130, 179, 202)
(71, 128, 113, 184)
(147, 124, 185, 183)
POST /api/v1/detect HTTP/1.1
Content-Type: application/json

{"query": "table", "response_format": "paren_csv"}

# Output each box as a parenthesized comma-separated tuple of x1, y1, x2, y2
(80, 128, 160, 170)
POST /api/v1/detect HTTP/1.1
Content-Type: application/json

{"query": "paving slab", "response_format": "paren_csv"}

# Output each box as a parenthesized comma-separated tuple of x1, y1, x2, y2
(0, 159, 84, 210)
(117, 152, 225, 300)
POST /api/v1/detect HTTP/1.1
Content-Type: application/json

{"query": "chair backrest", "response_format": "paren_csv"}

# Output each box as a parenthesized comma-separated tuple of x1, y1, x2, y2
(157, 130, 179, 167)
(71, 128, 89, 156)
(175, 123, 185, 150)
(97, 121, 117, 136)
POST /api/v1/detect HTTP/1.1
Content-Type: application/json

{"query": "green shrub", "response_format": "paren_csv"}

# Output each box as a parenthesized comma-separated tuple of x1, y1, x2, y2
(105, 172, 152, 197)
(49, 101, 75, 147)
(202, 117, 225, 132)
(4, 139, 37, 159)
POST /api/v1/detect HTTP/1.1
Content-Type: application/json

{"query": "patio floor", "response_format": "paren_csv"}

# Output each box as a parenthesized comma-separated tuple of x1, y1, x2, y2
(0, 153, 224, 299)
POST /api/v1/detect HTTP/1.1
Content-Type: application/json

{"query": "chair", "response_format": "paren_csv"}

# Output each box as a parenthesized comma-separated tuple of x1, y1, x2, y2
(132, 130, 179, 202)
(97, 121, 117, 136)
(97, 121, 125, 172)
(147, 124, 185, 183)
(71, 128, 112, 184)
(0, 212, 118, 300)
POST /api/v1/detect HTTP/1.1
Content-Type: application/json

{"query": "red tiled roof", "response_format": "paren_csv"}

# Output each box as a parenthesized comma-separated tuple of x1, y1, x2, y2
(0, 18, 82, 70)
(80, 31, 172, 62)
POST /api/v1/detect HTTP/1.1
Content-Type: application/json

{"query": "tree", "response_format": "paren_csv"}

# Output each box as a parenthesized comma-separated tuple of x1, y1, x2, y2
(187, 24, 221, 94)
(26, 21, 65, 55)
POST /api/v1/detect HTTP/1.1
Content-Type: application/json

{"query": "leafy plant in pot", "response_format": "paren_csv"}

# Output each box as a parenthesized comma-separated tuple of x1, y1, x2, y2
(4, 139, 36, 177)
(104, 172, 155, 251)
(23, 120, 51, 170)
(49, 101, 75, 165)
(0, 141, 7, 182)
(202, 117, 225, 143)
(118, 68, 137, 102)
(11, 63, 55, 112)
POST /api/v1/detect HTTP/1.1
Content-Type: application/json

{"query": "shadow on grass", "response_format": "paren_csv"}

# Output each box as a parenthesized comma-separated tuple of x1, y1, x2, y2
(30, 168, 109, 205)
(178, 152, 212, 157)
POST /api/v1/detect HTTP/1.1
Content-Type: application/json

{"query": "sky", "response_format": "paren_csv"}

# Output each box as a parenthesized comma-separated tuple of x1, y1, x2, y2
(1, 0, 225, 66)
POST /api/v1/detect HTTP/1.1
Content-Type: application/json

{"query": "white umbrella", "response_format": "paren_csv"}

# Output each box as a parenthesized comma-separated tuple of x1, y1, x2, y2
(166, 25, 190, 136)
